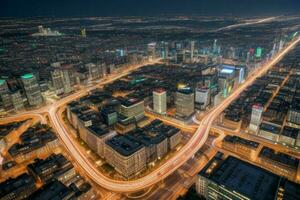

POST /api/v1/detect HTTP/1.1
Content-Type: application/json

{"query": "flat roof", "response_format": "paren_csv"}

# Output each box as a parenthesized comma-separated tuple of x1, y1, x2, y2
(0, 79, 5, 85)
(200, 155, 280, 200)
(177, 88, 193, 95)
(119, 97, 143, 107)
(224, 135, 259, 148)
(220, 68, 234, 74)
(21, 73, 34, 79)
(0, 173, 35, 197)
(281, 126, 299, 139)
(259, 147, 299, 169)
(29, 180, 70, 200)
(87, 125, 109, 137)
(282, 179, 300, 200)
(153, 88, 166, 94)
(106, 135, 143, 157)
(260, 122, 281, 134)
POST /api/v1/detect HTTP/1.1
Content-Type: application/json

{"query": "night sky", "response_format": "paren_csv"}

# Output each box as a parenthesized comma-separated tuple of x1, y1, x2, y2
(1, 0, 300, 17)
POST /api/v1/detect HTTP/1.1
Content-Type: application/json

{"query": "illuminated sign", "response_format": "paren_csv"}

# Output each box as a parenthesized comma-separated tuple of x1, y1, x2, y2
(220, 68, 234, 74)
(255, 47, 262, 58)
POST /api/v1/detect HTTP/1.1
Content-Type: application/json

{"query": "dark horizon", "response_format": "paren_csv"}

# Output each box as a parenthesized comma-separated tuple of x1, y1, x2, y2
(1, 0, 300, 18)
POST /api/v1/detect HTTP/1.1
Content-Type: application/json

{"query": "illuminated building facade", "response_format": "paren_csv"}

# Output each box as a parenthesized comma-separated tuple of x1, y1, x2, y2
(196, 152, 300, 200)
(153, 88, 167, 114)
(21, 73, 43, 107)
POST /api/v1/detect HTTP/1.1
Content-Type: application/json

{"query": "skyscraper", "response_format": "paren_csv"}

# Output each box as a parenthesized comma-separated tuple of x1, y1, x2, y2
(0, 79, 8, 95)
(51, 68, 73, 95)
(85, 63, 102, 81)
(147, 42, 156, 61)
(153, 88, 167, 114)
(21, 73, 43, 107)
(175, 88, 195, 119)
(51, 69, 64, 95)
(11, 90, 24, 112)
(190, 40, 195, 60)
(213, 39, 218, 54)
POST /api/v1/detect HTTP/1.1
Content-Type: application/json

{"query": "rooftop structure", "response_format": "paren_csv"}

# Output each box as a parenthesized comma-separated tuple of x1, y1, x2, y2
(196, 153, 300, 200)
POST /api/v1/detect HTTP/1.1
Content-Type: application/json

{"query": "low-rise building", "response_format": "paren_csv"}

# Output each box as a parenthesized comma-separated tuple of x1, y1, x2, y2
(195, 152, 299, 200)
(8, 128, 59, 162)
(222, 135, 259, 160)
(258, 122, 281, 142)
(279, 126, 299, 146)
(79, 123, 116, 158)
(0, 173, 36, 200)
(28, 179, 97, 200)
(101, 106, 118, 126)
(258, 147, 299, 180)
(27, 153, 75, 184)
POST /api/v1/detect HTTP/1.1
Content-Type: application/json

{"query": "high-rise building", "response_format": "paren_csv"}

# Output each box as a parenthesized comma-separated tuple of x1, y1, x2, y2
(85, 63, 102, 81)
(190, 40, 195, 60)
(21, 73, 43, 107)
(11, 90, 24, 112)
(195, 87, 210, 110)
(175, 88, 195, 118)
(213, 39, 217, 54)
(51, 68, 73, 95)
(51, 69, 64, 95)
(287, 105, 300, 125)
(279, 39, 284, 51)
(218, 66, 236, 98)
(61, 69, 73, 94)
(0, 79, 11, 110)
(176, 52, 184, 63)
(249, 104, 264, 132)
(1, 93, 12, 110)
(80, 27, 86, 37)
(153, 88, 167, 114)
(162, 42, 169, 60)
(255, 47, 263, 58)
(246, 51, 251, 63)
(0, 79, 8, 95)
(147, 42, 156, 61)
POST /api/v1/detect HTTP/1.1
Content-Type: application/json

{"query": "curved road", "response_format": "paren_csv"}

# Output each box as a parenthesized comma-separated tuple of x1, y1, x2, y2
(3, 38, 300, 192)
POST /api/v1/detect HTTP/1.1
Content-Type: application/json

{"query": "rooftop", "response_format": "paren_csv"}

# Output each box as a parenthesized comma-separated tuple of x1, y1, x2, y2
(260, 122, 281, 135)
(259, 147, 299, 169)
(119, 97, 143, 107)
(153, 88, 166, 94)
(0, 79, 6, 85)
(106, 135, 143, 157)
(21, 73, 34, 79)
(28, 180, 74, 200)
(224, 135, 259, 148)
(200, 155, 280, 200)
(0, 173, 35, 198)
(177, 88, 193, 95)
(87, 125, 109, 137)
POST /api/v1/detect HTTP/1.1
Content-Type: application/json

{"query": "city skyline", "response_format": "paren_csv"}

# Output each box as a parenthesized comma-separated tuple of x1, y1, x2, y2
(0, 1, 300, 200)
